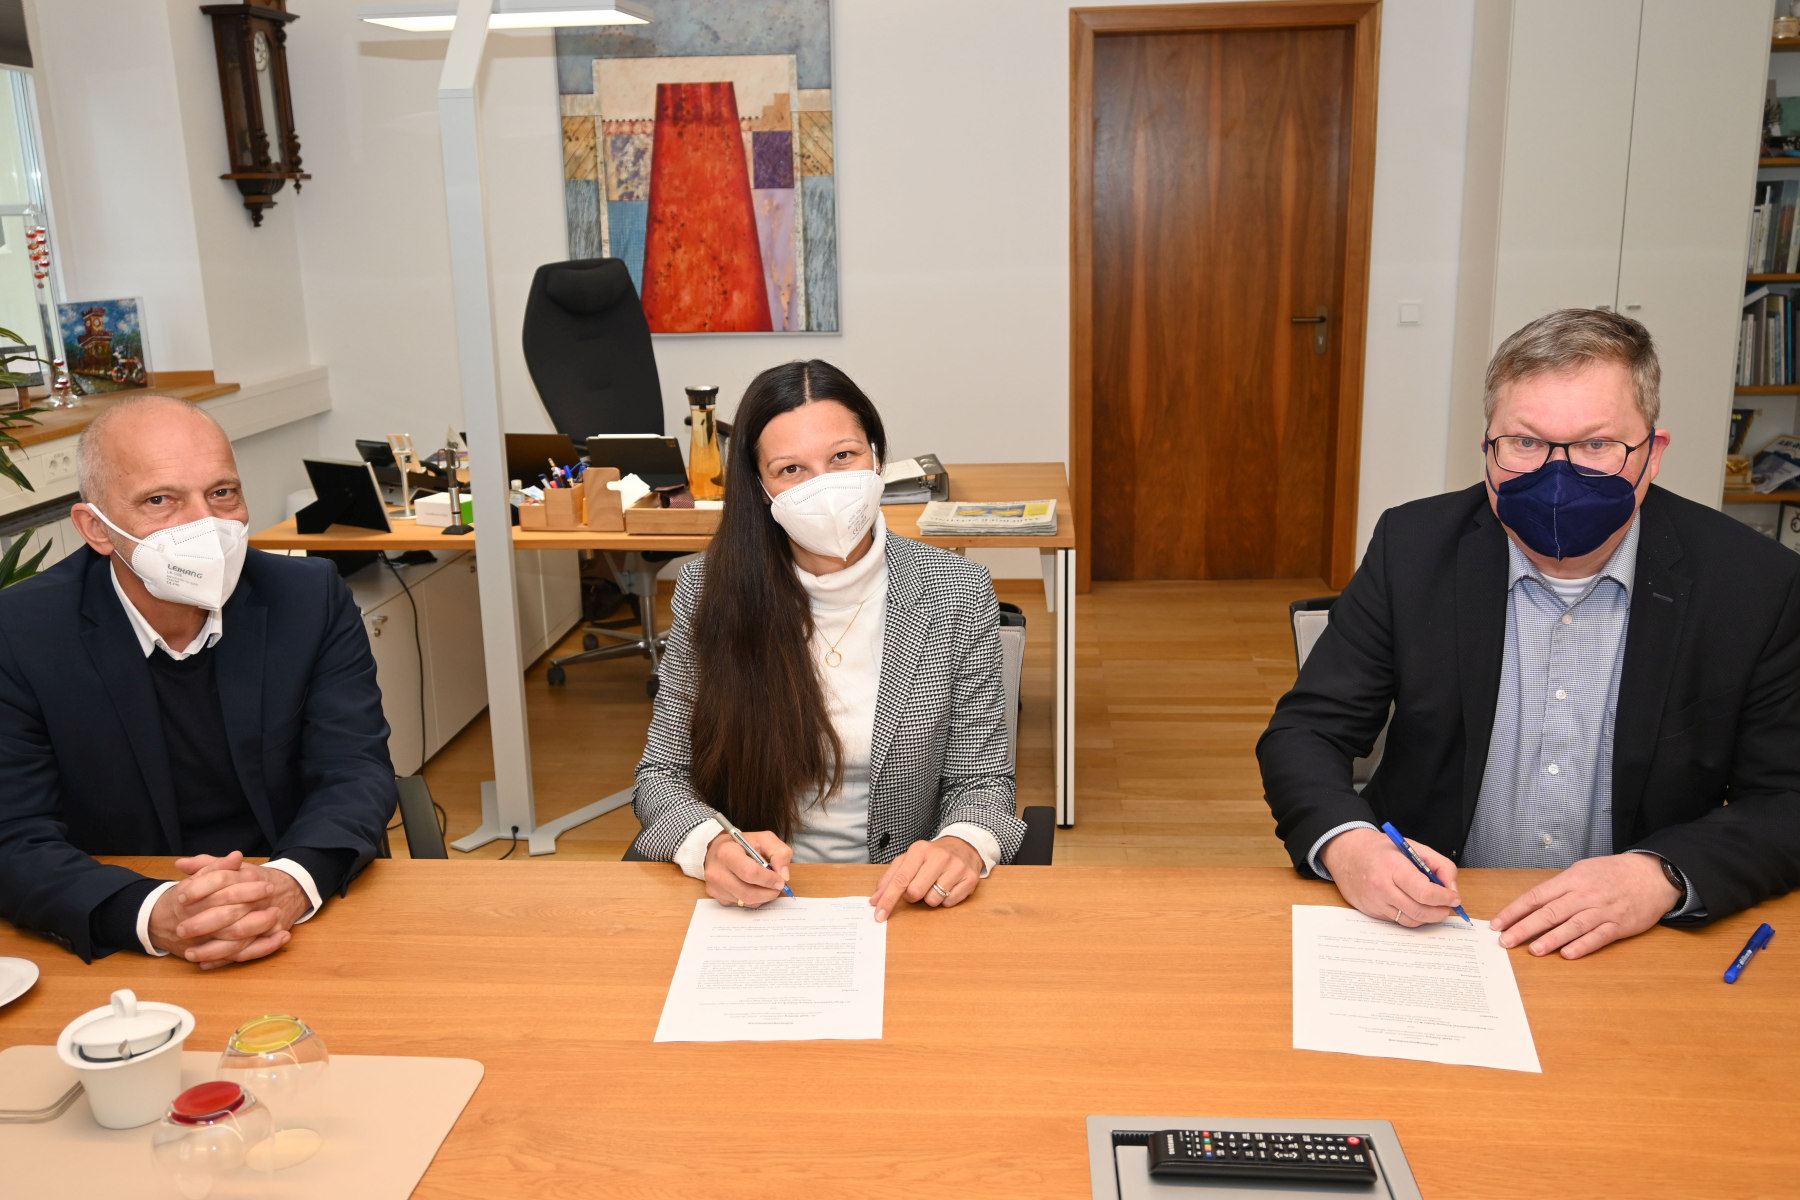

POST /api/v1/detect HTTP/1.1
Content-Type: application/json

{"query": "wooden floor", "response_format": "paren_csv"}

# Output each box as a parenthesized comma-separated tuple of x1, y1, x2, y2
(413, 578, 1329, 865)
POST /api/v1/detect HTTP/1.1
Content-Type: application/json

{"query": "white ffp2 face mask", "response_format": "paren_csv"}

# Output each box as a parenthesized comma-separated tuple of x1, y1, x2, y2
(766, 469, 885, 560)
(89, 506, 250, 611)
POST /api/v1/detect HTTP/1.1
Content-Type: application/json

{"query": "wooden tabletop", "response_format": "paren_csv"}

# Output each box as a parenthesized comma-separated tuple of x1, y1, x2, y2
(247, 461, 1076, 553)
(1, 863, 1792, 1198)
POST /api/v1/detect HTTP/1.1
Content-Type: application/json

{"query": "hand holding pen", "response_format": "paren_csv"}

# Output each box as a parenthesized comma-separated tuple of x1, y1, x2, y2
(1318, 825, 1467, 929)
(703, 813, 795, 909)
(1382, 822, 1473, 927)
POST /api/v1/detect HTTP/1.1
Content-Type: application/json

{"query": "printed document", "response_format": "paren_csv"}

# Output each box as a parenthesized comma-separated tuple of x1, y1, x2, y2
(655, 897, 887, 1043)
(1291, 905, 1541, 1073)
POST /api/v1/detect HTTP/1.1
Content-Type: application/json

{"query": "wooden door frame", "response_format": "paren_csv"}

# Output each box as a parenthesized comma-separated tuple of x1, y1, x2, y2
(1070, 0, 1381, 591)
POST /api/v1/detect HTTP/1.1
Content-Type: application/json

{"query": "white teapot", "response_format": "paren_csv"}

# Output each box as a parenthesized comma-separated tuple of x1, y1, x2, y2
(55, 988, 195, 1128)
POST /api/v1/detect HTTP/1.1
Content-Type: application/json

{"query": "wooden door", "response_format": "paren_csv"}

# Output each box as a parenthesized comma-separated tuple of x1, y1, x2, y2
(1087, 25, 1353, 581)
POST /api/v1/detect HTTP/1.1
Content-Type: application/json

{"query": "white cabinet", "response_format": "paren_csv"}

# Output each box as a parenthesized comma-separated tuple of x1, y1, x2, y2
(1615, 0, 1775, 504)
(346, 547, 583, 772)
(1488, 0, 1642, 336)
(419, 551, 486, 755)
(1451, 0, 1773, 502)
(360, 586, 425, 775)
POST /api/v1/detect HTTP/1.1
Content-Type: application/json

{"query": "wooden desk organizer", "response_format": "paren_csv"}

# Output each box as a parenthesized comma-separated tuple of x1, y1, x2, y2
(582, 467, 625, 531)
(623, 493, 722, 535)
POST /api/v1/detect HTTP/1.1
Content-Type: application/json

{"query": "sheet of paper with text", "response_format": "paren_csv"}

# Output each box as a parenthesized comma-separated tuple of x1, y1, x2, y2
(655, 896, 887, 1043)
(1291, 904, 1541, 1073)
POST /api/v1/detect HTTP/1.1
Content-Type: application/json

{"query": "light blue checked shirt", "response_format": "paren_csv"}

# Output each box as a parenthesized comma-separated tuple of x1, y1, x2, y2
(1312, 515, 1700, 917)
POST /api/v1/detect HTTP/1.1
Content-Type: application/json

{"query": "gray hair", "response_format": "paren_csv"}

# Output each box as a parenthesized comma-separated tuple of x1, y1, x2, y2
(1483, 308, 1661, 429)
(76, 394, 228, 508)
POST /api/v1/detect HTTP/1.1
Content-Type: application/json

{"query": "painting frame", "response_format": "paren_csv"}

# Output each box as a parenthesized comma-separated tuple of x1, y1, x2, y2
(554, 1, 840, 335)
(55, 298, 150, 397)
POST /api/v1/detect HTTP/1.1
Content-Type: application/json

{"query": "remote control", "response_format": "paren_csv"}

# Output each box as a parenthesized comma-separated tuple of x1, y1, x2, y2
(1147, 1129, 1378, 1184)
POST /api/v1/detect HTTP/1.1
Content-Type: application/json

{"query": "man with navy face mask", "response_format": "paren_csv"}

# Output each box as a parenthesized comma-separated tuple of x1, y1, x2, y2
(1260, 309, 1800, 959)
(0, 395, 396, 964)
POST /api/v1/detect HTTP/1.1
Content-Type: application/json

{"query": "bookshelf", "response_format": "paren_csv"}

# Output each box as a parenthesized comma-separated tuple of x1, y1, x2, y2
(1730, 37, 1800, 525)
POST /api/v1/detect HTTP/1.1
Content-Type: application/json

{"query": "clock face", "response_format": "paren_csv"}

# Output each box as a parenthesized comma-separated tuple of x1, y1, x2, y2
(252, 30, 270, 72)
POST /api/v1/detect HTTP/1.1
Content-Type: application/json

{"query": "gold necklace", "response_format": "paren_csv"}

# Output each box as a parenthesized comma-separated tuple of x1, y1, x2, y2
(818, 600, 866, 669)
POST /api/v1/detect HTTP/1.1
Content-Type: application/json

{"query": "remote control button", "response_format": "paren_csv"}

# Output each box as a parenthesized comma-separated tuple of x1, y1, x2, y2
(1347, 1136, 1361, 1147)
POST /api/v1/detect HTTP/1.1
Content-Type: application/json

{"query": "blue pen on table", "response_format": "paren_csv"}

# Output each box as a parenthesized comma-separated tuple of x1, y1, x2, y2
(1724, 923, 1774, 984)
(1380, 821, 1473, 927)
(715, 812, 795, 899)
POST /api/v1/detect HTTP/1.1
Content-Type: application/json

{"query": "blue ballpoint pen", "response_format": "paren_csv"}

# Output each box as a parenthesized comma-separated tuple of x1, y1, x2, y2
(1724, 923, 1774, 983)
(1380, 821, 1473, 927)
(715, 812, 795, 898)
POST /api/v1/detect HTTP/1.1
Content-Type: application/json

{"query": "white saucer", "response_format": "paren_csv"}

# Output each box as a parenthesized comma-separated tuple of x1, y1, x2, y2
(0, 957, 40, 1008)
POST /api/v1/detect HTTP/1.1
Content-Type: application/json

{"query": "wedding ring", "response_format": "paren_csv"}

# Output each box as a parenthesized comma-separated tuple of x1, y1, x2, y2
(1394, 906, 1408, 922)
(933, 883, 951, 899)
(736, 899, 747, 908)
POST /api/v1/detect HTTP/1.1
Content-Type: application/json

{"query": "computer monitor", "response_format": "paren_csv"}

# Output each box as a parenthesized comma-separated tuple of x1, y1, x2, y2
(585, 434, 688, 491)
(506, 432, 581, 487)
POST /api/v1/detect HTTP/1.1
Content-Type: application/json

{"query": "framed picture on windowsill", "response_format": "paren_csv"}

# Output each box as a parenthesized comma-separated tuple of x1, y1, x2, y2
(1780, 502, 1800, 553)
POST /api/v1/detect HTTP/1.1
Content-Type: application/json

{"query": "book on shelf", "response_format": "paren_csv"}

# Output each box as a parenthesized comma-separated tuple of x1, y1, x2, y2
(1735, 286, 1800, 386)
(916, 499, 1058, 536)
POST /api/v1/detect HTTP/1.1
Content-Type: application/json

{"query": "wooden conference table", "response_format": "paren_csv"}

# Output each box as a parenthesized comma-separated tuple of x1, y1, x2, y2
(2, 862, 1793, 1198)
(250, 462, 1081, 827)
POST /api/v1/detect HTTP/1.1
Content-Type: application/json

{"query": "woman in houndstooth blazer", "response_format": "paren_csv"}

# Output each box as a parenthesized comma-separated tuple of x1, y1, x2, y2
(633, 361, 1024, 921)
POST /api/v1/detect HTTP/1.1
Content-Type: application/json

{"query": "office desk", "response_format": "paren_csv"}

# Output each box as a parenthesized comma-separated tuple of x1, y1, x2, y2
(2, 863, 1791, 1198)
(252, 462, 1081, 833)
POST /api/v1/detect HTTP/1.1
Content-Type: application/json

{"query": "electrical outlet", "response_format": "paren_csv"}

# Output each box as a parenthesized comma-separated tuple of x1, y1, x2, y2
(37, 448, 75, 485)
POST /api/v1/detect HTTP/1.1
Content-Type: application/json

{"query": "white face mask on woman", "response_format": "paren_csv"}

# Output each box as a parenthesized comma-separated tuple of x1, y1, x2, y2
(88, 506, 249, 611)
(766, 468, 885, 560)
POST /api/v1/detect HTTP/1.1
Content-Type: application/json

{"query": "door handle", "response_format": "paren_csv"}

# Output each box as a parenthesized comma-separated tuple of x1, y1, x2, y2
(1290, 306, 1328, 355)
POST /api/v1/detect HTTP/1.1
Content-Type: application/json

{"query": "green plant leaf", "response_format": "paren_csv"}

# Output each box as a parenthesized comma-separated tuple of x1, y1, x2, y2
(0, 326, 27, 345)
(0, 453, 31, 492)
(0, 528, 50, 587)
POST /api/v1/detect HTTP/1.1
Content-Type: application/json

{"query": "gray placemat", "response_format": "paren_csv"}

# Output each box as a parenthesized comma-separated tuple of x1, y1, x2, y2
(0, 1045, 482, 1199)
(1087, 1116, 1421, 1200)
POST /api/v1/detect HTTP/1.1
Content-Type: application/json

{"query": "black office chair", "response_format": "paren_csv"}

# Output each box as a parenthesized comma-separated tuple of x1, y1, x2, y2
(522, 258, 679, 693)
(376, 775, 450, 859)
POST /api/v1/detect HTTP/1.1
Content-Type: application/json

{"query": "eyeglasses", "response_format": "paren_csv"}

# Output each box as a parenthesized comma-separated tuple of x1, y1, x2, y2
(1484, 433, 1652, 478)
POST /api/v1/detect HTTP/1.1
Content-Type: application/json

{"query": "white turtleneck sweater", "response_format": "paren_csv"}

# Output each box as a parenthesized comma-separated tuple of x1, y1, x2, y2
(673, 515, 1002, 878)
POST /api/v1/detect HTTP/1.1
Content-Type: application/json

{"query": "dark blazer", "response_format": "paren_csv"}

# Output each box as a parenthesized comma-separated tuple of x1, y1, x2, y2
(0, 547, 397, 960)
(1258, 484, 1800, 923)
(634, 534, 1026, 863)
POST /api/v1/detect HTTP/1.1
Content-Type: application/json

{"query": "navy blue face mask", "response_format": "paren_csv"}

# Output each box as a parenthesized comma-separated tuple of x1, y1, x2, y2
(1490, 454, 1647, 561)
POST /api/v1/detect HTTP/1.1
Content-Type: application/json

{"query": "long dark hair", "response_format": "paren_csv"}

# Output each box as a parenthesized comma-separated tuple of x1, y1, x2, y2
(689, 360, 888, 839)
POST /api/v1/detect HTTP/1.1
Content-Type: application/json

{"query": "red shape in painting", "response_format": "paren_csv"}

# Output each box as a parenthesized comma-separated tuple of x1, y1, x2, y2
(640, 82, 772, 333)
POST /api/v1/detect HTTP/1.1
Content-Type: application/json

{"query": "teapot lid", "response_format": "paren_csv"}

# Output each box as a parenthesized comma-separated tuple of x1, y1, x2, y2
(69, 989, 179, 1063)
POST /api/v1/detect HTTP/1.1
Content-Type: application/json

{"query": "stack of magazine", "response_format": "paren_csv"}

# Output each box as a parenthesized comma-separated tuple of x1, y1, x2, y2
(917, 499, 1058, 536)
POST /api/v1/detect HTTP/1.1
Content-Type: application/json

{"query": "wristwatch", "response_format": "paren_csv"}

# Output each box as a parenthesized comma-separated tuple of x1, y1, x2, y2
(1660, 856, 1687, 896)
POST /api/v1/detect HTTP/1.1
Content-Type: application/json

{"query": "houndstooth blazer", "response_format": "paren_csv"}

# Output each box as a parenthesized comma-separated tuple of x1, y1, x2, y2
(632, 534, 1025, 864)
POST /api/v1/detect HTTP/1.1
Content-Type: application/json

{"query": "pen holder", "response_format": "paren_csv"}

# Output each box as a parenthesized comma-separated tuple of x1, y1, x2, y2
(517, 502, 547, 529)
(543, 488, 581, 530)
(582, 467, 624, 532)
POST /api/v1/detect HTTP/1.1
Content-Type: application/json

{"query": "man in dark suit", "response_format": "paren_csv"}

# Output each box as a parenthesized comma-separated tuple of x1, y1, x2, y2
(1260, 309, 1800, 959)
(0, 395, 395, 964)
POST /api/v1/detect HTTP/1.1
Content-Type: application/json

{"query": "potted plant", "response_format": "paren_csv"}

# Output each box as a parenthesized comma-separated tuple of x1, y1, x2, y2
(0, 323, 53, 588)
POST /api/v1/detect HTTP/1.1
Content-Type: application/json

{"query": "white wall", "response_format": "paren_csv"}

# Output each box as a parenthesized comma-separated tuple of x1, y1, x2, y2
(24, 0, 331, 531)
(289, 0, 1476, 577)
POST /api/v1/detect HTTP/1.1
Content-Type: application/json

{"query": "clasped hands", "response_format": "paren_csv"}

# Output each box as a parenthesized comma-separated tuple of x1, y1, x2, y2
(703, 831, 983, 922)
(147, 851, 310, 969)
(1321, 826, 1681, 959)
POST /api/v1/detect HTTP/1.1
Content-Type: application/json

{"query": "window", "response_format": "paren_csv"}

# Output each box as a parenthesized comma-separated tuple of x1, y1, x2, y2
(0, 66, 58, 385)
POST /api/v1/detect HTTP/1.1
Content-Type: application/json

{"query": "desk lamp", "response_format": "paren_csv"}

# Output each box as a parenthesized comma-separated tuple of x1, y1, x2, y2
(353, 0, 651, 854)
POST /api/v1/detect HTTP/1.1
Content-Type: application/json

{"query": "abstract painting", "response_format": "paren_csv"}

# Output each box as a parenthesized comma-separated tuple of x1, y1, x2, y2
(555, 1, 838, 333)
(55, 298, 149, 396)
